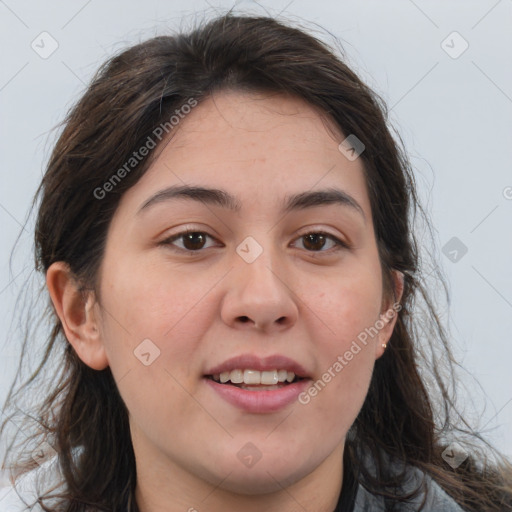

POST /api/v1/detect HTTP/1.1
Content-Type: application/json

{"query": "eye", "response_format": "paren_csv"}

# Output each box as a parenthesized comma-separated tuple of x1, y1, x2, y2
(292, 231, 349, 253)
(160, 229, 349, 254)
(160, 230, 220, 252)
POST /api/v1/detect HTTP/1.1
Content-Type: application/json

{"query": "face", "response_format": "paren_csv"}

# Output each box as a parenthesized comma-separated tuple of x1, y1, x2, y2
(90, 91, 400, 500)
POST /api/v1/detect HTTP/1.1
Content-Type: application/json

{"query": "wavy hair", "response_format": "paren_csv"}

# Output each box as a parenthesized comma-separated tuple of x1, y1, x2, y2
(1, 11, 511, 511)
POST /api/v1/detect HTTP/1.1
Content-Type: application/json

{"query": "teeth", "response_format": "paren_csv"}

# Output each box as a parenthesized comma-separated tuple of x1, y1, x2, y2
(261, 370, 278, 385)
(212, 369, 297, 385)
(244, 369, 261, 385)
(230, 369, 244, 384)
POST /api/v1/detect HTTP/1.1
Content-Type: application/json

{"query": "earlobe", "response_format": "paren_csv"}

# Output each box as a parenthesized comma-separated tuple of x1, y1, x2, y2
(46, 262, 109, 371)
(375, 270, 405, 359)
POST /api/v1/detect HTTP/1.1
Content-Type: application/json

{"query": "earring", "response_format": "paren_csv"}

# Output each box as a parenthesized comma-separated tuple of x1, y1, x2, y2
(381, 343, 387, 349)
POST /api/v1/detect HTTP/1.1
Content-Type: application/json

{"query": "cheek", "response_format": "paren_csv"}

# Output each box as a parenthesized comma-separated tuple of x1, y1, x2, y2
(298, 269, 381, 425)
(100, 257, 214, 336)
(308, 265, 382, 347)
(97, 266, 215, 435)
(97, 261, 219, 388)
(302, 333, 375, 440)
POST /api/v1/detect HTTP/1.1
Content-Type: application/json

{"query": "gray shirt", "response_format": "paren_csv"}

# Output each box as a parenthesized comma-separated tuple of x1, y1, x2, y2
(352, 470, 466, 511)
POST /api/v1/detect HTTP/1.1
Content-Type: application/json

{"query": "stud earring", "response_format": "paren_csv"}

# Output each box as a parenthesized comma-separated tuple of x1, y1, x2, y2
(381, 343, 387, 349)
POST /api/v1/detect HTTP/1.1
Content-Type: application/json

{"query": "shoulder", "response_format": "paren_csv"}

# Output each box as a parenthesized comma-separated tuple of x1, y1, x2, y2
(0, 454, 63, 512)
(0, 484, 34, 512)
(0, 470, 43, 512)
(353, 464, 466, 511)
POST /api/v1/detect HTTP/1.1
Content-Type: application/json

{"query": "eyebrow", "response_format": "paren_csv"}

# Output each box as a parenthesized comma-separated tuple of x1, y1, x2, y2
(138, 184, 366, 222)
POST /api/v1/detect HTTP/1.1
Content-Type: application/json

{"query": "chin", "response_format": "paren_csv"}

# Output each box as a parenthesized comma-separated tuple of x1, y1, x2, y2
(220, 468, 306, 495)
(199, 456, 314, 496)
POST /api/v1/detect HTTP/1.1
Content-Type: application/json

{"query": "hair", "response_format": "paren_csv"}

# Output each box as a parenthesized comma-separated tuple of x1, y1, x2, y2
(1, 11, 511, 512)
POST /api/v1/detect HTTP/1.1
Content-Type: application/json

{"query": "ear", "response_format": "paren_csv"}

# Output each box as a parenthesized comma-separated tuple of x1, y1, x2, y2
(375, 270, 404, 359)
(46, 262, 109, 371)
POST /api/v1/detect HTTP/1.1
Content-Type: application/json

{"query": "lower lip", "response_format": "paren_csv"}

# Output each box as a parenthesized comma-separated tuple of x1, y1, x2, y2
(204, 378, 311, 413)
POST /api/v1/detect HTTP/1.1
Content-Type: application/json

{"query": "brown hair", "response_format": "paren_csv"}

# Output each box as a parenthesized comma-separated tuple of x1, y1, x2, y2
(1, 12, 511, 511)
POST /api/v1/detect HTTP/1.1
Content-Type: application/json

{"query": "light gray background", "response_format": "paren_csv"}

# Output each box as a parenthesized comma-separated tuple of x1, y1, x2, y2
(1, 0, 511, 472)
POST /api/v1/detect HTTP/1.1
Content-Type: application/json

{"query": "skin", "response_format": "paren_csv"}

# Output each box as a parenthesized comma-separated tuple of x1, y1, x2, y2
(47, 90, 403, 512)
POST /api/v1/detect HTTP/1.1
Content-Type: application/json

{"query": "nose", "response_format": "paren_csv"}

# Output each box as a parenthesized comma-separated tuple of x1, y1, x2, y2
(220, 243, 299, 334)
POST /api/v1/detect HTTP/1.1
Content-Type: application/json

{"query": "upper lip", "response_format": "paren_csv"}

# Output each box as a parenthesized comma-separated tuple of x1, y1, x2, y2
(205, 354, 310, 378)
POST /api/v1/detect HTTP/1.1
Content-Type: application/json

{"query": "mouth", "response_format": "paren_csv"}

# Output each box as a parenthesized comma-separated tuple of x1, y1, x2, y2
(204, 370, 311, 413)
(205, 369, 307, 391)
(203, 354, 312, 412)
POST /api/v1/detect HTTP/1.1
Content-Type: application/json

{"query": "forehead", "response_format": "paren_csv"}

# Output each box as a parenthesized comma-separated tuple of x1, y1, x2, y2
(167, 90, 344, 157)
(119, 90, 372, 220)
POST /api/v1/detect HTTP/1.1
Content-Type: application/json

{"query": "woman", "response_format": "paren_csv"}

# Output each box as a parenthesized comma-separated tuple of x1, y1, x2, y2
(1, 12, 511, 512)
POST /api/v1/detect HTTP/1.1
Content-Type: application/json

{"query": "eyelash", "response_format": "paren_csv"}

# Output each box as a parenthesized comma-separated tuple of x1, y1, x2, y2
(159, 229, 350, 255)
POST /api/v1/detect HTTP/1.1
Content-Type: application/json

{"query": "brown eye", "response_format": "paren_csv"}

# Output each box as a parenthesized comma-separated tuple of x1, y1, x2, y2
(161, 231, 218, 252)
(181, 232, 207, 250)
(294, 232, 348, 253)
(302, 233, 327, 251)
